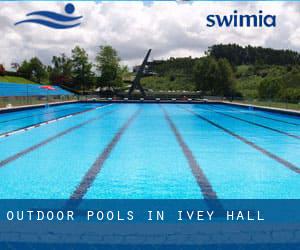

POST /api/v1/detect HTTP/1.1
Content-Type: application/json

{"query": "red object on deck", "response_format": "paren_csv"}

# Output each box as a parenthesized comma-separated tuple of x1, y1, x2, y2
(40, 85, 55, 91)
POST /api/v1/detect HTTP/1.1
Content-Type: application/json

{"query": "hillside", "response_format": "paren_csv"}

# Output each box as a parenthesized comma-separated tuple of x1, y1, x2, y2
(141, 75, 195, 91)
(0, 76, 37, 84)
(141, 45, 300, 105)
(143, 57, 197, 91)
(235, 64, 300, 102)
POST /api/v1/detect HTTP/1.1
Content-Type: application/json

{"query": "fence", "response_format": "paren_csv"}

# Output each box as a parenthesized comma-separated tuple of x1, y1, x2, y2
(0, 82, 77, 108)
(231, 97, 300, 111)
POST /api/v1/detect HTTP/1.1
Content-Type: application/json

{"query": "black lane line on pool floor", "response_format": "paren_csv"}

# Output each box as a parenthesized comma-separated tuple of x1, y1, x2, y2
(160, 105, 219, 200)
(70, 108, 141, 200)
(180, 106, 300, 174)
(0, 109, 116, 168)
(0, 104, 111, 139)
(251, 113, 300, 126)
(213, 105, 300, 126)
(202, 106, 300, 140)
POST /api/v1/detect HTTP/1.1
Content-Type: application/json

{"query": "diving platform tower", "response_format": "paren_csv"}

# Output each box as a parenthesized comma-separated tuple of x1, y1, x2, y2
(128, 49, 152, 98)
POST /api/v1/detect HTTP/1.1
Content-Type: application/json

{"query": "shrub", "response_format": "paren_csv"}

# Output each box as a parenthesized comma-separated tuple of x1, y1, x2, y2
(258, 78, 283, 99)
(169, 75, 176, 82)
(279, 88, 300, 103)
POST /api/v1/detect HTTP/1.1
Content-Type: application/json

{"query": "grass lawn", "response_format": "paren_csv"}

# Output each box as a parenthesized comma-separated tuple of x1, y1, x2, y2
(0, 76, 37, 84)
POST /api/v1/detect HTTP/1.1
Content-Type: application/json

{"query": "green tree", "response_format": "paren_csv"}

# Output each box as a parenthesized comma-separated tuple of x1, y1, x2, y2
(193, 57, 218, 94)
(49, 54, 73, 85)
(18, 58, 47, 83)
(71, 46, 94, 91)
(29, 57, 47, 83)
(258, 78, 283, 99)
(193, 57, 235, 96)
(208, 44, 300, 66)
(215, 58, 235, 96)
(18, 60, 32, 79)
(95, 45, 122, 88)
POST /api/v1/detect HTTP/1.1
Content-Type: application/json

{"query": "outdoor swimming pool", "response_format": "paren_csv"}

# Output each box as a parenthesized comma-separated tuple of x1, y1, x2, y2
(0, 103, 298, 199)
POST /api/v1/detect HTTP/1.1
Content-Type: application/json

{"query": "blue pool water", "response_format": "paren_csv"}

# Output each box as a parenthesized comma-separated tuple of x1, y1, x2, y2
(0, 103, 298, 199)
(0, 103, 103, 136)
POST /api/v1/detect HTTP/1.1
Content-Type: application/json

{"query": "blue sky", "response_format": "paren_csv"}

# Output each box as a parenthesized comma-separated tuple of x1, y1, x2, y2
(0, 1, 299, 69)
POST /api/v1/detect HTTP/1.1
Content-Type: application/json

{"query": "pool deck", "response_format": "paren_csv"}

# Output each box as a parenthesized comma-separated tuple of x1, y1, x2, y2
(223, 101, 300, 117)
(0, 100, 78, 114)
(82, 99, 300, 116)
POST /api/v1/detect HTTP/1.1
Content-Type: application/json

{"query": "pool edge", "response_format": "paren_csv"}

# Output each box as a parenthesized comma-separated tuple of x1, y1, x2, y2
(222, 101, 300, 117)
(1, 99, 299, 117)
(0, 100, 79, 114)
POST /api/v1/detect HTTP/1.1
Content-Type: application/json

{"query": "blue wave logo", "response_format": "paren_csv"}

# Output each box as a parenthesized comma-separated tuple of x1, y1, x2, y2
(15, 3, 82, 29)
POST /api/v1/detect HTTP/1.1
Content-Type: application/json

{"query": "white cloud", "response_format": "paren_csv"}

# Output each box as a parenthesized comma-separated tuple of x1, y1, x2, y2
(0, 1, 300, 70)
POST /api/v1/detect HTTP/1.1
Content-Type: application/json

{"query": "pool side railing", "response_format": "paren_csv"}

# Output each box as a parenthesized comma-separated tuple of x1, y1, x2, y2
(0, 99, 79, 114)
